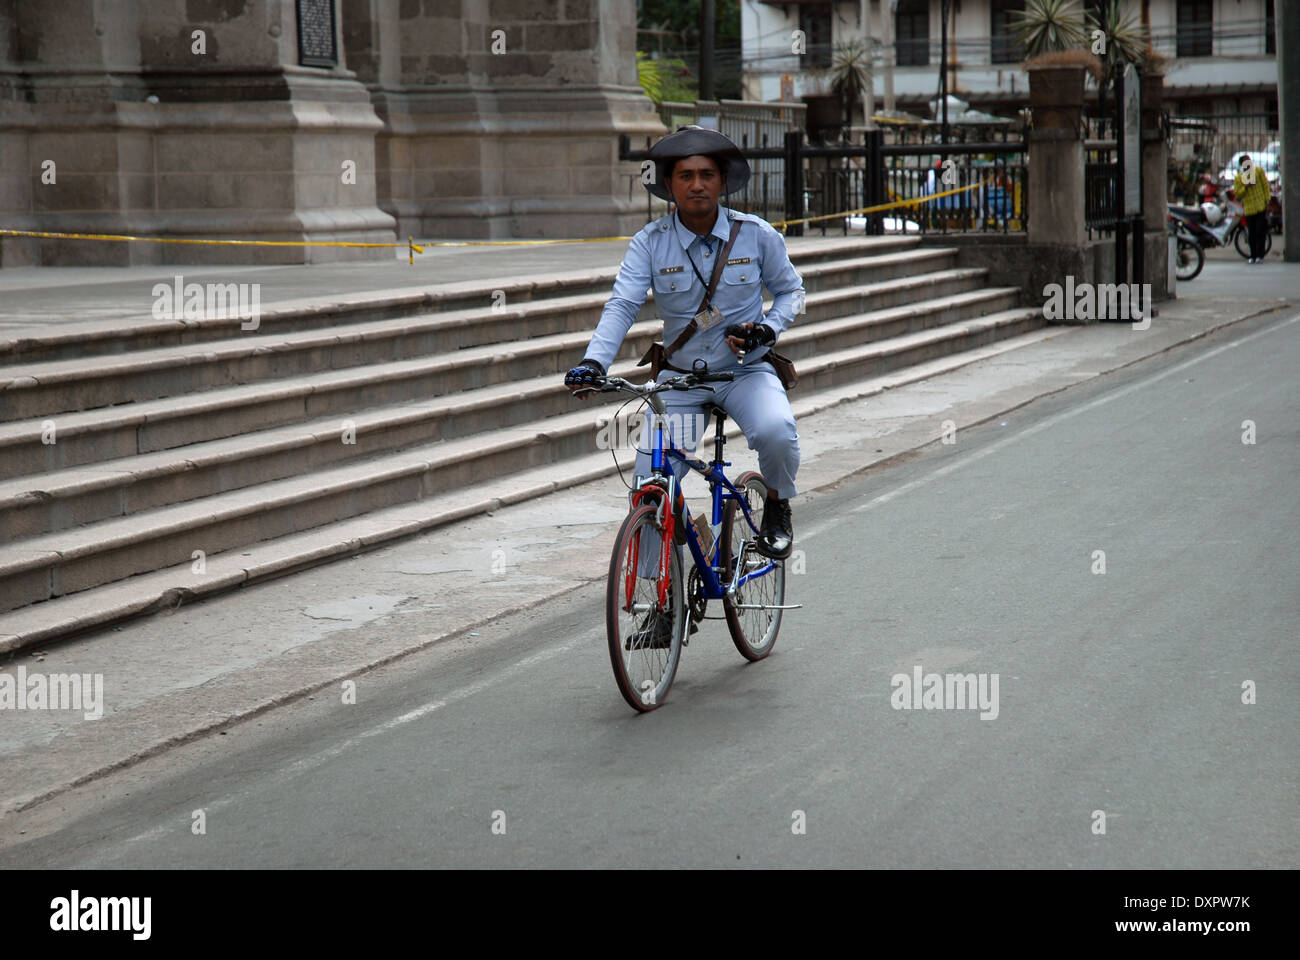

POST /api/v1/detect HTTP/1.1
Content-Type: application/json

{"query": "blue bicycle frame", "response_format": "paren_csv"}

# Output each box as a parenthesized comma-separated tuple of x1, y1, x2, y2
(635, 404, 778, 602)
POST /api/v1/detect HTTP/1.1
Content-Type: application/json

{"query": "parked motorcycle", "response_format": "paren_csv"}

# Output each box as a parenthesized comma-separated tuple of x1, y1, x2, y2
(1168, 214, 1205, 282)
(1168, 194, 1268, 260)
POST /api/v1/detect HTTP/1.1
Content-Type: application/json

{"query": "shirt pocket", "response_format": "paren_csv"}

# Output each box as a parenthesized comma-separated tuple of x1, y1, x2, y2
(651, 270, 700, 316)
(720, 264, 761, 318)
(721, 263, 759, 287)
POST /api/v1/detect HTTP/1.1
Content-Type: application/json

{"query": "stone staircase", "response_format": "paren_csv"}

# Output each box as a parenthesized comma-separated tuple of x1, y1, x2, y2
(0, 235, 1044, 649)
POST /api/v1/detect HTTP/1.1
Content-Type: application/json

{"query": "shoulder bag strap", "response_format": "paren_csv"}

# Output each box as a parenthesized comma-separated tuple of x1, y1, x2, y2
(664, 219, 743, 358)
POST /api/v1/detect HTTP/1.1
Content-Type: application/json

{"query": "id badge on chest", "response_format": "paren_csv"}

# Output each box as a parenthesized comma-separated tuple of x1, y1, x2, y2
(693, 304, 725, 333)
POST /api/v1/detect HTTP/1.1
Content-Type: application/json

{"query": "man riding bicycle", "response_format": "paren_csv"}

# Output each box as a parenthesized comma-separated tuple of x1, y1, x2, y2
(564, 127, 804, 572)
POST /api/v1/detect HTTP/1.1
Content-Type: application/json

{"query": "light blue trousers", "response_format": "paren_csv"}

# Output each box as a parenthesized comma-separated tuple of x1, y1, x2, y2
(634, 362, 800, 501)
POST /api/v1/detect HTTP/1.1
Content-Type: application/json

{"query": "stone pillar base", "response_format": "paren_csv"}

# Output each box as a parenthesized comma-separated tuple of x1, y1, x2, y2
(1, 73, 397, 266)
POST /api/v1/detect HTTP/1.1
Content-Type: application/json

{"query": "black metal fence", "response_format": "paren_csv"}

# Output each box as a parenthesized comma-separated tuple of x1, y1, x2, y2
(1085, 141, 1119, 238)
(1167, 111, 1280, 204)
(619, 129, 1028, 237)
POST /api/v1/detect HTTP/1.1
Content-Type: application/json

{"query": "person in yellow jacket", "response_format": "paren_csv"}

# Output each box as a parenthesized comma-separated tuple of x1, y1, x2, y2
(1233, 153, 1271, 264)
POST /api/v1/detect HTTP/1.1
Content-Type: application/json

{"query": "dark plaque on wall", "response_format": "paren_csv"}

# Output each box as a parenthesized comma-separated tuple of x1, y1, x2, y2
(297, 0, 338, 67)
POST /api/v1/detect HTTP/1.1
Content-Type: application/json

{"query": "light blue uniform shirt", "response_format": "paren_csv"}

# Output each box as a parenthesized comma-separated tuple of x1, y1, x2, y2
(584, 205, 805, 374)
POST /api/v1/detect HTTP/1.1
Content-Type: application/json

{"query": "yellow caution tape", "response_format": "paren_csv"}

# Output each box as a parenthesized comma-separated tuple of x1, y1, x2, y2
(770, 179, 992, 231)
(1, 181, 1000, 258)
(0, 229, 426, 263)
(424, 236, 632, 247)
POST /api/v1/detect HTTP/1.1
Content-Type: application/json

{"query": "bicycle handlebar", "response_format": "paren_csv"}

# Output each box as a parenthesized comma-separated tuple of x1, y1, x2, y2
(571, 370, 734, 401)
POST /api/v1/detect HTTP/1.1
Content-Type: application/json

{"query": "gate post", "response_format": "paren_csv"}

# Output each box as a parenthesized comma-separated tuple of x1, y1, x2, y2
(866, 128, 885, 236)
(784, 129, 804, 237)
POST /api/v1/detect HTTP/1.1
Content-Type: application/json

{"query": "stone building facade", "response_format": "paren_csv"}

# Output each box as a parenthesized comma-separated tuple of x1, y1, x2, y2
(0, 0, 664, 266)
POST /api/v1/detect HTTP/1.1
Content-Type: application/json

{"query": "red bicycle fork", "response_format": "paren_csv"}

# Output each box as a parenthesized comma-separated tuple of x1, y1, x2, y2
(626, 484, 680, 613)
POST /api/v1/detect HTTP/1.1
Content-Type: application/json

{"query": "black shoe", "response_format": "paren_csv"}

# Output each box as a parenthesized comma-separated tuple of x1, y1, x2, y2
(755, 496, 793, 560)
(626, 608, 674, 650)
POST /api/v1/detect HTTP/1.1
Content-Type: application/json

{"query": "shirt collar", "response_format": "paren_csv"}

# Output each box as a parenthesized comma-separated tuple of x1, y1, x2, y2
(672, 205, 732, 252)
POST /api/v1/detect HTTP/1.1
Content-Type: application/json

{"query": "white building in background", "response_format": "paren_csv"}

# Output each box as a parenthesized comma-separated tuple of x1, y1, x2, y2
(742, 0, 1277, 118)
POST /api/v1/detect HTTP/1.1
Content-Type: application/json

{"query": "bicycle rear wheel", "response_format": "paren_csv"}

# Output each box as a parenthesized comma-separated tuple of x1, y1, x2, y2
(606, 502, 685, 712)
(1175, 237, 1204, 281)
(720, 472, 785, 661)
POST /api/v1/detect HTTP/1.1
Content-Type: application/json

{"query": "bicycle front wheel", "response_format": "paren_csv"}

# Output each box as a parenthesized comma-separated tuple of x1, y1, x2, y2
(720, 472, 785, 661)
(606, 503, 685, 712)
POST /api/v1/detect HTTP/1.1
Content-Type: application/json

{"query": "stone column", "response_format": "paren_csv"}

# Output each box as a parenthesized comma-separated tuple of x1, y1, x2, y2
(1023, 59, 1101, 315)
(1141, 68, 1169, 297)
(0, 0, 395, 266)
(1276, 0, 1299, 262)
(351, 0, 665, 240)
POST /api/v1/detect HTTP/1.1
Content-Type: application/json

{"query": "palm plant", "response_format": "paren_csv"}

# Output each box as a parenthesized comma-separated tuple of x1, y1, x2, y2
(829, 38, 873, 129)
(1011, 0, 1088, 58)
(1087, 0, 1147, 120)
(636, 51, 696, 105)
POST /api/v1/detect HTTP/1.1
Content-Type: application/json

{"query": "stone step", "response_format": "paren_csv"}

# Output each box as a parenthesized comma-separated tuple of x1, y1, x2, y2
(0, 271, 1006, 484)
(0, 235, 926, 364)
(0, 306, 1042, 614)
(0, 285, 1021, 538)
(0, 315, 1057, 652)
(0, 261, 984, 435)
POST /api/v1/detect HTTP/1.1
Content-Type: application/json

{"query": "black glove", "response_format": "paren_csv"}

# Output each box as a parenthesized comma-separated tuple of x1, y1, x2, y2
(564, 358, 605, 389)
(725, 323, 775, 353)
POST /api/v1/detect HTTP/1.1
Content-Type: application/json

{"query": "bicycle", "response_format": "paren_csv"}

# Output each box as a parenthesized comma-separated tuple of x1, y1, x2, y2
(573, 367, 801, 713)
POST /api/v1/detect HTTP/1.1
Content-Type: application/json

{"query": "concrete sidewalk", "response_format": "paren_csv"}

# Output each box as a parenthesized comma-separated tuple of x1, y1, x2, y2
(0, 257, 1294, 823)
(0, 239, 629, 344)
(0, 234, 876, 343)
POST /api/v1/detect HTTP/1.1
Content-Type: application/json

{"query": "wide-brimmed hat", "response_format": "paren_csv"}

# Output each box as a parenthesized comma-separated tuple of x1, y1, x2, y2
(644, 126, 751, 201)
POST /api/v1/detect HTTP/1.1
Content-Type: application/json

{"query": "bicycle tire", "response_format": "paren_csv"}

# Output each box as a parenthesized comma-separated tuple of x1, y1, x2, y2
(720, 471, 785, 661)
(1233, 225, 1250, 258)
(606, 502, 685, 712)
(1175, 238, 1204, 281)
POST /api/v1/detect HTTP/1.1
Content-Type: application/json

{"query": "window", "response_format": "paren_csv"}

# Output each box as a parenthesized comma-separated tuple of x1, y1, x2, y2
(1266, 0, 1275, 55)
(800, 3, 833, 69)
(1176, 0, 1212, 57)
(990, 0, 1024, 64)
(896, 0, 930, 67)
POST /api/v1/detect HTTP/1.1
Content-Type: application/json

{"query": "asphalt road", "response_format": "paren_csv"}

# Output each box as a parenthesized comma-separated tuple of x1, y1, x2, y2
(3, 309, 1297, 869)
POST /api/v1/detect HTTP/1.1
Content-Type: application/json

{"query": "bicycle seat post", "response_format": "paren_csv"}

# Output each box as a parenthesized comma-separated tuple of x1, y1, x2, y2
(711, 406, 727, 467)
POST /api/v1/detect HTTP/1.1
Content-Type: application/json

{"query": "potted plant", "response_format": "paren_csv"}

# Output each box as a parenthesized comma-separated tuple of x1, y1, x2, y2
(1011, 0, 1089, 58)
(1023, 49, 1103, 129)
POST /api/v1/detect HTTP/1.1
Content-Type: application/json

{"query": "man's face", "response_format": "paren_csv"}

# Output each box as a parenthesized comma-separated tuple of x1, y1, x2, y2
(669, 155, 725, 217)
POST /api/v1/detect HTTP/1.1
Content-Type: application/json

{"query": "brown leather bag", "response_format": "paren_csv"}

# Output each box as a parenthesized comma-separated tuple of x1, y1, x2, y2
(764, 350, 798, 391)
